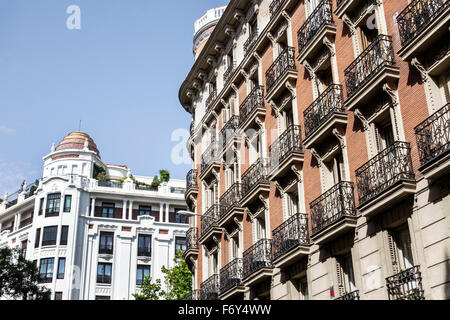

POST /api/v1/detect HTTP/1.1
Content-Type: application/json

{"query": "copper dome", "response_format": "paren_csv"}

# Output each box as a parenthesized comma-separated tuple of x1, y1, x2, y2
(55, 132, 100, 157)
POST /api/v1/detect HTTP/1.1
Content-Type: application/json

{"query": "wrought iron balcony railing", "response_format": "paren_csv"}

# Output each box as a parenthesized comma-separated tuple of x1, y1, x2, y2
(297, 0, 334, 56)
(200, 274, 220, 300)
(397, 0, 449, 47)
(224, 63, 235, 84)
(221, 116, 240, 148)
(39, 276, 53, 284)
(241, 158, 270, 199)
(99, 246, 114, 255)
(201, 141, 221, 173)
(1, 225, 13, 233)
(269, 125, 303, 173)
(304, 84, 345, 138)
(266, 46, 296, 93)
(220, 258, 243, 294)
(205, 90, 217, 114)
(45, 208, 60, 217)
(239, 86, 265, 126)
(137, 249, 151, 257)
(244, 30, 259, 54)
(19, 217, 33, 229)
(219, 183, 243, 220)
(185, 290, 200, 300)
(184, 290, 200, 300)
(414, 103, 450, 168)
(386, 266, 425, 300)
(336, 290, 360, 300)
(186, 227, 199, 252)
(186, 169, 198, 191)
(310, 181, 356, 235)
(344, 35, 396, 98)
(97, 275, 112, 284)
(272, 213, 309, 261)
(243, 239, 273, 279)
(355, 141, 415, 205)
(269, 0, 288, 17)
(201, 204, 220, 237)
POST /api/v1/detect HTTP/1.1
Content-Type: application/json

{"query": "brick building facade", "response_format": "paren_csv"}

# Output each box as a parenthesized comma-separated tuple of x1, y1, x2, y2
(179, 0, 450, 300)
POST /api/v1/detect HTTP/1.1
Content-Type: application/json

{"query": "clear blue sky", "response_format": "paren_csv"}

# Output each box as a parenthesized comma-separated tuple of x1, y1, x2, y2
(0, 0, 227, 194)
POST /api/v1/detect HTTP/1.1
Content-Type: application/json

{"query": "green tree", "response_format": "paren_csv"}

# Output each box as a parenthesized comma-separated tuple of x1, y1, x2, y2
(159, 170, 170, 183)
(160, 250, 192, 300)
(133, 250, 192, 300)
(0, 247, 51, 300)
(132, 277, 162, 300)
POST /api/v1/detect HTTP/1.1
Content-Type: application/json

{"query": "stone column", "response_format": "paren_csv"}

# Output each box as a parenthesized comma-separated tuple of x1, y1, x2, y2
(122, 200, 127, 220)
(90, 198, 96, 217)
(128, 201, 133, 220)
(159, 203, 164, 222)
(165, 203, 169, 222)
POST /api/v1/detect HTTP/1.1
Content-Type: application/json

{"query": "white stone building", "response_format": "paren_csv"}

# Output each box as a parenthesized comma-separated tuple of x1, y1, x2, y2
(0, 132, 189, 300)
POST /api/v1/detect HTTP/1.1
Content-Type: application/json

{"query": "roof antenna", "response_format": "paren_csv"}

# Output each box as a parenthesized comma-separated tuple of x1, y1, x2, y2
(78, 120, 82, 132)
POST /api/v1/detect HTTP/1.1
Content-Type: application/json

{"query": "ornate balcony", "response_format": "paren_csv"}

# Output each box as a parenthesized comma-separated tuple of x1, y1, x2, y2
(244, 30, 259, 55)
(344, 35, 399, 111)
(239, 86, 265, 132)
(219, 183, 244, 227)
(200, 142, 221, 181)
(199, 205, 222, 244)
(185, 169, 198, 206)
(397, 0, 450, 59)
(19, 216, 33, 229)
(272, 213, 310, 268)
(310, 181, 357, 245)
(219, 258, 245, 298)
(184, 227, 199, 260)
(269, 125, 304, 180)
(223, 63, 235, 85)
(265, 46, 297, 100)
(200, 274, 220, 300)
(355, 141, 416, 216)
(184, 290, 200, 300)
(269, 0, 287, 18)
(415, 103, 450, 179)
(336, 290, 360, 300)
(205, 90, 217, 115)
(386, 266, 425, 300)
(303, 84, 347, 149)
(221, 115, 240, 152)
(242, 239, 273, 286)
(240, 158, 271, 206)
(297, 0, 336, 64)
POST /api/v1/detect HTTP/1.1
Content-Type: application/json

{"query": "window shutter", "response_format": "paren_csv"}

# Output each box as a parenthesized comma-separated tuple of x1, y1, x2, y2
(335, 259, 345, 297)
(388, 232, 400, 274)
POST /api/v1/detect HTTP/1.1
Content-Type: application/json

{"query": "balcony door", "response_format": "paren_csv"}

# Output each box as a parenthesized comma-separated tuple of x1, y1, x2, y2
(255, 216, 267, 241)
(286, 191, 299, 218)
(336, 254, 356, 296)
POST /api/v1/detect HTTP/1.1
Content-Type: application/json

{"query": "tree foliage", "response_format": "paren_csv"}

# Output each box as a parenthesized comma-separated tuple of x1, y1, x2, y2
(0, 247, 51, 300)
(133, 250, 191, 300)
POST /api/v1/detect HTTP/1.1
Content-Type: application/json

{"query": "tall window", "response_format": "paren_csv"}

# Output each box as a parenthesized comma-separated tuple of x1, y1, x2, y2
(101, 203, 115, 218)
(138, 234, 151, 257)
(231, 236, 240, 260)
(42, 226, 58, 246)
(35, 228, 41, 248)
(60, 226, 69, 246)
(97, 263, 112, 284)
(99, 232, 114, 254)
(174, 208, 188, 224)
(46, 193, 61, 216)
(175, 237, 187, 254)
(57, 258, 66, 279)
(389, 226, 415, 272)
(255, 217, 266, 241)
(63, 195, 72, 213)
(39, 258, 54, 283)
(299, 277, 309, 300)
(38, 198, 44, 215)
(136, 265, 151, 285)
(21, 240, 28, 257)
(336, 254, 356, 296)
(139, 206, 152, 216)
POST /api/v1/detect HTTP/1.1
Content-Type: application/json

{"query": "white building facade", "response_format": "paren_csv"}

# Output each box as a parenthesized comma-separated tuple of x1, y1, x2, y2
(0, 132, 189, 300)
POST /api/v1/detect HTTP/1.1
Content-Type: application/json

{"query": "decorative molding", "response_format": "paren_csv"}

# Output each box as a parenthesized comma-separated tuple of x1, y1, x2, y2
(382, 83, 399, 108)
(332, 128, 346, 149)
(342, 14, 356, 35)
(411, 57, 428, 83)
(291, 165, 302, 183)
(275, 181, 285, 196)
(323, 37, 335, 56)
(310, 148, 322, 167)
(354, 108, 370, 130)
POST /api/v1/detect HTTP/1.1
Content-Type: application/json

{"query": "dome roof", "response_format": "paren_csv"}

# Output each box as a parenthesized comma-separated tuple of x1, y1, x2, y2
(55, 132, 100, 157)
